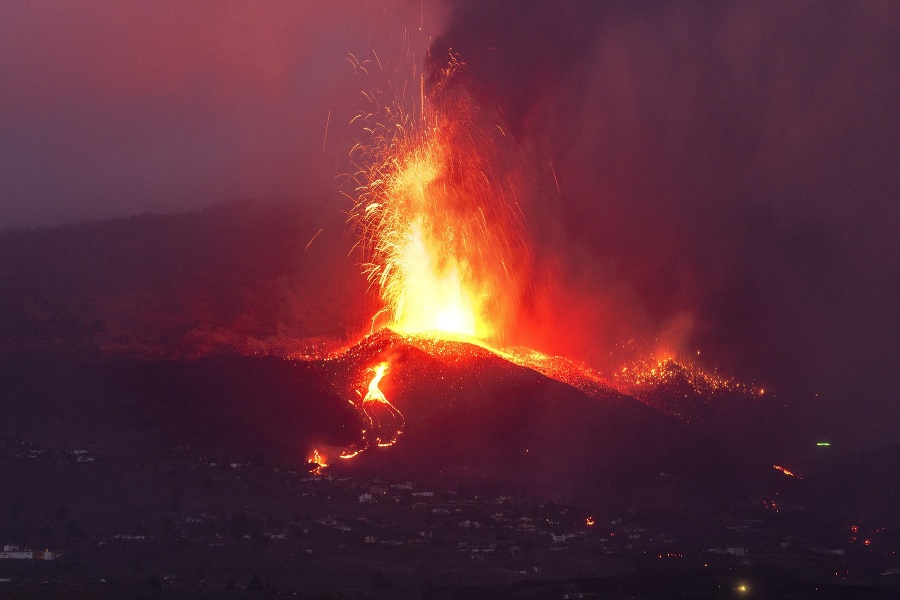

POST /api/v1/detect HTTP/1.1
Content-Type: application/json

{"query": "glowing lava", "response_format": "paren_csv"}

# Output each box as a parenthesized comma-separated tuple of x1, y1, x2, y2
(365, 362, 390, 404)
(614, 354, 753, 397)
(773, 464, 802, 479)
(355, 361, 405, 450)
(351, 55, 525, 342)
(306, 361, 405, 474)
(307, 448, 328, 476)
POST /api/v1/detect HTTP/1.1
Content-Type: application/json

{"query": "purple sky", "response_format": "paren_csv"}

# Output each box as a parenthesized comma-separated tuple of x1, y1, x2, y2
(0, 0, 443, 227)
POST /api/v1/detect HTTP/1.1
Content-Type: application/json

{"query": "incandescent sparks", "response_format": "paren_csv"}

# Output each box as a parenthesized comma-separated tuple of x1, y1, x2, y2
(350, 55, 526, 342)
(614, 355, 754, 397)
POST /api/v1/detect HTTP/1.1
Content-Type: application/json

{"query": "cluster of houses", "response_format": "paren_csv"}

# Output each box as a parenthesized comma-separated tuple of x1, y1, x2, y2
(0, 545, 56, 560)
(304, 477, 603, 557)
(1, 438, 95, 464)
(299, 476, 874, 572)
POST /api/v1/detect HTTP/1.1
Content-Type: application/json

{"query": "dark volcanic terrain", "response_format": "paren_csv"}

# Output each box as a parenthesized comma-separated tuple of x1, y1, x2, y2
(0, 202, 897, 597)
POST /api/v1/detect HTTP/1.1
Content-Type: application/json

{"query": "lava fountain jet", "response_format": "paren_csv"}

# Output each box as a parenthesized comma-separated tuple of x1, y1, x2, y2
(350, 54, 528, 342)
(307, 56, 528, 474)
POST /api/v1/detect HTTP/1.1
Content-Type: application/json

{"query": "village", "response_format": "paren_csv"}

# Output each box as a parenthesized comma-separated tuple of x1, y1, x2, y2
(1, 434, 897, 597)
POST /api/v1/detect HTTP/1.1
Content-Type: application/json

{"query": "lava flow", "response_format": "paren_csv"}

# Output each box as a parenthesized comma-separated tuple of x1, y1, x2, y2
(773, 464, 802, 479)
(306, 360, 404, 474)
(350, 361, 405, 452)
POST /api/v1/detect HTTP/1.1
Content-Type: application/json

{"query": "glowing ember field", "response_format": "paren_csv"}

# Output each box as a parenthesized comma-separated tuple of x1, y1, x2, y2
(305, 329, 760, 473)
(306, 57, 760, 474)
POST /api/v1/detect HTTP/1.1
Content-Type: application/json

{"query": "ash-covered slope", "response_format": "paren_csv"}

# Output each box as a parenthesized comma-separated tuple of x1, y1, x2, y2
(322, 330, 754, 506)
(1, 331, 758, 507)
(616, 358, 795, 455)
(0, 351, 361, 462)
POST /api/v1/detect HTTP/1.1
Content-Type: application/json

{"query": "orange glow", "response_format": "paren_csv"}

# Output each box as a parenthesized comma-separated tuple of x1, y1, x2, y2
(773, 464, 802, 479)
(614, 354, 753, 397)
(337, 361, 405, 460)
(307, 448, 328, 476)
(586, 516, 595, 527)
(351, 55, 525, 342)
(365, 362, 390, 404)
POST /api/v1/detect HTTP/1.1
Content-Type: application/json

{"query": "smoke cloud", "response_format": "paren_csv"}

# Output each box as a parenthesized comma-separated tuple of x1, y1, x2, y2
(428, 0, 900, 447)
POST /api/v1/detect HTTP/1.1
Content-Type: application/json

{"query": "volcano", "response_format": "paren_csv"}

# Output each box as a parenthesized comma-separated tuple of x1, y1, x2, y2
(319, 329, 755, 505)
(0, 202, 789, 510)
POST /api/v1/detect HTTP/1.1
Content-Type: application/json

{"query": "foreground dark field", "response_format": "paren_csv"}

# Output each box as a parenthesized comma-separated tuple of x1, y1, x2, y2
(0, 452, 898, 600)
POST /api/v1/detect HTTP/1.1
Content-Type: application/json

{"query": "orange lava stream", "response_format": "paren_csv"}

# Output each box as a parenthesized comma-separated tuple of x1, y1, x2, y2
(307, 361, 404, 475)
(307, 448, 328, 476)
(364, 362, 390, 404)
(773, 464, 802, 479)
(306, 56, 764, 473)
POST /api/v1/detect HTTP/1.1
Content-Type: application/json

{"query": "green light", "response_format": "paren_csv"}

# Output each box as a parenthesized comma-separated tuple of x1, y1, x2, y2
(816, 442, 830, 447)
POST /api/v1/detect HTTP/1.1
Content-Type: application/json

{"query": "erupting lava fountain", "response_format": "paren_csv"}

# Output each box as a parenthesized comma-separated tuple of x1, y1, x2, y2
(306, 56, 759, 474)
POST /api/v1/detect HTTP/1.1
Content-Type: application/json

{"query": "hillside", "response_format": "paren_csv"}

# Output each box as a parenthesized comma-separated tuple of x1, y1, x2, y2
(0, 199, 367, 357)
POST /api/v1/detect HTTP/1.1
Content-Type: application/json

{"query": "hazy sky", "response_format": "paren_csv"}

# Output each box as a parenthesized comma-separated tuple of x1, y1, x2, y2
(0, 0, 443, 227)
(2, 1, 898, 448)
